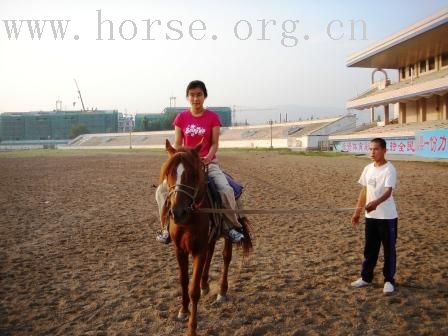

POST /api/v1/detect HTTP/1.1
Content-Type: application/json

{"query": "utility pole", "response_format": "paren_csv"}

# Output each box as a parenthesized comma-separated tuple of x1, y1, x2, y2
(170, 96, 176, 108)
(55, 97, 62, 111)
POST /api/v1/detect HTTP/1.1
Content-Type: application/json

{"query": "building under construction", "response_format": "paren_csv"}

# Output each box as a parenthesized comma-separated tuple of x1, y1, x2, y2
(0, 110, 119, 141)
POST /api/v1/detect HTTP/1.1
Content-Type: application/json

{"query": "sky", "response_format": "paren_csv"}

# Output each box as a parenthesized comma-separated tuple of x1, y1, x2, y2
(0, 0, 447, 124)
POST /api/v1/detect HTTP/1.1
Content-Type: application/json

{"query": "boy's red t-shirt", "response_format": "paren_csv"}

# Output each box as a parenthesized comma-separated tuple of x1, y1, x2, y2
(173, 109, 222, 159)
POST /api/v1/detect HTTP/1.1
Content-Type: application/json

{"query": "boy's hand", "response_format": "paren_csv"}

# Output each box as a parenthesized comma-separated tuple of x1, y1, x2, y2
(351, 211, 361, 227)
(365, 200, 378, 213)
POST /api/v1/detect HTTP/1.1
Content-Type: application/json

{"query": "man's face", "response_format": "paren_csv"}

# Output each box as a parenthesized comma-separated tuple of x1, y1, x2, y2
(369, 142, 386, 162)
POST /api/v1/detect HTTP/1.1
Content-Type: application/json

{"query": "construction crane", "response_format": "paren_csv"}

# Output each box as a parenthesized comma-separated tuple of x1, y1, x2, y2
(232, 105, 277, 126)
(74, 79, 86, 111)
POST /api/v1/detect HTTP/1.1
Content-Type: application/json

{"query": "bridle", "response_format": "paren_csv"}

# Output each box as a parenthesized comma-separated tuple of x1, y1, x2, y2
(167, 183, 202, 212)
(165, 162, 207, 214)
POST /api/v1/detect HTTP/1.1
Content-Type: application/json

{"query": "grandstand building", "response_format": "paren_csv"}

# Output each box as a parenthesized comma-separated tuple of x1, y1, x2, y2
(346, 8, 448, 124)
(331, 8, 448, 158)
(67, 115, 356, 150)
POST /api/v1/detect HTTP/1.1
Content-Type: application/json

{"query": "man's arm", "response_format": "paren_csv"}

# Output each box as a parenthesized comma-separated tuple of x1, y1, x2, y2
(365, 187, 393, 212)
(351, 186, 366, 227)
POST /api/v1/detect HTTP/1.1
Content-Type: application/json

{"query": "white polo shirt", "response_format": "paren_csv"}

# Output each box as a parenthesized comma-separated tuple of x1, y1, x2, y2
(358, 161, 398, 219)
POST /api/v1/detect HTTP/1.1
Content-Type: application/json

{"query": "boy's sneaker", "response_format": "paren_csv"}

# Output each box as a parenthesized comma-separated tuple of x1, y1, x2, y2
(351, 278, 370, 288)
(383, 282, 395, 294)
(228, 229, 244, 242)
(156, 230, 170, 244)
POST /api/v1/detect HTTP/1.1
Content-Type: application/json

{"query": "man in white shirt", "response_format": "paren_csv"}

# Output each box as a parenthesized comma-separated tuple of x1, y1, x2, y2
(351, 138, 398, 294)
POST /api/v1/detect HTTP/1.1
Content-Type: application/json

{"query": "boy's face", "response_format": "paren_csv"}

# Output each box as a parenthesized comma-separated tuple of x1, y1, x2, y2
(369, 142, 386, 162)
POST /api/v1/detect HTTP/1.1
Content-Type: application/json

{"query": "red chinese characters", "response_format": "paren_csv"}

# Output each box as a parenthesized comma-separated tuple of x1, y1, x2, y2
(438, 136, 446, 152)
(407, 140, 415, 152)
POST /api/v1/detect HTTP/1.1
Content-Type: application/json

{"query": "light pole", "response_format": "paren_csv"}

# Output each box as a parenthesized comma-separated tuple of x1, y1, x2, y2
(129, 117, 133, 150)
(170, 96, 176, 108)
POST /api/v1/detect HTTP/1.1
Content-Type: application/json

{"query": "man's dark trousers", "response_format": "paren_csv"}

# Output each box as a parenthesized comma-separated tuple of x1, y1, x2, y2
(361, 218, 398, 284)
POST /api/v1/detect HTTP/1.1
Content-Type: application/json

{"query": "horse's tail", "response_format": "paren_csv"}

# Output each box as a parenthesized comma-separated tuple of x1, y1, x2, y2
(238, 217, 253, 257)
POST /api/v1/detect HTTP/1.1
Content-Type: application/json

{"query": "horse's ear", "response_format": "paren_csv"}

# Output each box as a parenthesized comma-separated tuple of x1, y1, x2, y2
(166, 139, 176, 156)
(193, 138, 203, 155)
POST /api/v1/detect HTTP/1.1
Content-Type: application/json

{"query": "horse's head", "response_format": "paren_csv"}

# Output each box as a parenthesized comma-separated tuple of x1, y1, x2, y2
(160, 139, 205, 224)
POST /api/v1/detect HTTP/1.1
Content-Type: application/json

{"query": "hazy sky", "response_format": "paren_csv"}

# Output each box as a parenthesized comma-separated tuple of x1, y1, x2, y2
(1, 0, 447, 123)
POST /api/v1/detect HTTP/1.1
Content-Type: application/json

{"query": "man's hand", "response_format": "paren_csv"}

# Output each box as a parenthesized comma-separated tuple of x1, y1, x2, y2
(365, 200, 379, 213)
(351, 211, 361, 227)
(365, 188, 392, 213)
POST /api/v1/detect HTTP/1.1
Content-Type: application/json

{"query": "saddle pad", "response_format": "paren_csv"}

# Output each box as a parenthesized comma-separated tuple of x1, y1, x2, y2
(207, 173, 244, 202)
(224, 172, 244, 200)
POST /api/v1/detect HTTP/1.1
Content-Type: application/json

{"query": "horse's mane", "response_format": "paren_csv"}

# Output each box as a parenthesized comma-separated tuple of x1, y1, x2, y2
(160, 147, 203, 184)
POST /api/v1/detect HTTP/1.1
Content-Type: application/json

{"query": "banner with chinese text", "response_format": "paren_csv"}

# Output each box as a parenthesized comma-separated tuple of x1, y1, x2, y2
(415, 129, 448, 158)
(333, 137, 416, 155)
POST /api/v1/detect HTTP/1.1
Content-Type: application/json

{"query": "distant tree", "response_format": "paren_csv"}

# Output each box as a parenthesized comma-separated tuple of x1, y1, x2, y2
(141, 116, 150, 131)
(70, 124, 89, 139)
(161, 116, 174, 130)
(149, 119, 162, 131)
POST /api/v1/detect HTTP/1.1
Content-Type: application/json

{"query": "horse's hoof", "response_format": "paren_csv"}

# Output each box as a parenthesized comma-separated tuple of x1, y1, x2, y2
(215, 294, 227, 304)
(177, 310, 189, 322)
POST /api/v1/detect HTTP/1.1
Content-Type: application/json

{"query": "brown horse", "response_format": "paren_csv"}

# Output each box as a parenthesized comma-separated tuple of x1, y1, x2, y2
(160, 139, 252, 336)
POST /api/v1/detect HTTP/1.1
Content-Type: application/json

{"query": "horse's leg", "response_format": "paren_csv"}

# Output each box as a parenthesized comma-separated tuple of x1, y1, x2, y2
(217, 238, 232, 303)
(188, 252, 206, 336)
(200, 239, 216, 296)
(176, 248, 190, 321)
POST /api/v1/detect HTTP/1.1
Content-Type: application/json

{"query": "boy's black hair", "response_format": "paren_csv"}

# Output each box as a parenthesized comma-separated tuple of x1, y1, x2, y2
(371, 137, 387, 149)
(186, 80, 208, 98)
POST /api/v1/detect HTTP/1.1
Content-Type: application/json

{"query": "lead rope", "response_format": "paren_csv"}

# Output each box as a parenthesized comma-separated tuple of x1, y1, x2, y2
(195, 207, 362, 215)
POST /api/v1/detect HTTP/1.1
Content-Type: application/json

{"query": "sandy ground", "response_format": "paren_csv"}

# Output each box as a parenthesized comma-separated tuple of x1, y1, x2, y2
(0, 150, 447, 336)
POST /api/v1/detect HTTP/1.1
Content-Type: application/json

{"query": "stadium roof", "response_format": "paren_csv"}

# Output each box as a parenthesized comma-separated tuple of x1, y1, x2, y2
(347, 8, 448, 69)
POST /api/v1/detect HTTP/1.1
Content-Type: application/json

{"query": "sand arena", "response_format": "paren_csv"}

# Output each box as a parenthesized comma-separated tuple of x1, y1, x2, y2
(0, 149, 447, 335)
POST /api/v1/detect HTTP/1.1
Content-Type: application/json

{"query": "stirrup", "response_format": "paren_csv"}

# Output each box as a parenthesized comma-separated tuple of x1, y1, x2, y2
(156, 230, 171, 244)
(228, 229, 244, 242)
